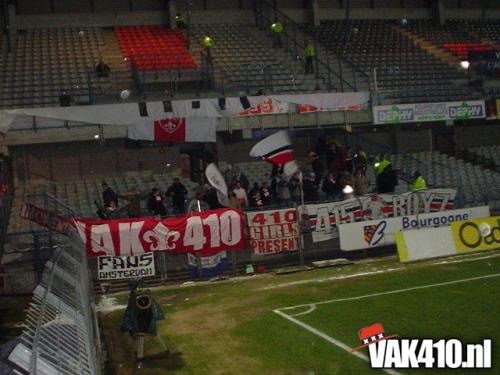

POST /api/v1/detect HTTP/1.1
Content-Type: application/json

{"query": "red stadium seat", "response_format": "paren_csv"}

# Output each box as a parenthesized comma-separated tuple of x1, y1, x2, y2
(114, 25, 198, 71)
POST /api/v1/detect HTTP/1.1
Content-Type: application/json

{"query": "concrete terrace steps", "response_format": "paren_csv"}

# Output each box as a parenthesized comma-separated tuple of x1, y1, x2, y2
(395, 25, 461, 65)
(100, 28, 127, 71)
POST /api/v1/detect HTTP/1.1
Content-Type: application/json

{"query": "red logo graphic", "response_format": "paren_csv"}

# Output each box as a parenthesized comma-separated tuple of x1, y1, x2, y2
(363, 224, 378, 244)
(154, 118, 186, 141)
(157, 118, 184, 134)
(351, 323, 398, 352)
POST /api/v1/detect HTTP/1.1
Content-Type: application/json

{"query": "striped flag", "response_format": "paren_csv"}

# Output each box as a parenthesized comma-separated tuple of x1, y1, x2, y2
(249, 130, 298, 179)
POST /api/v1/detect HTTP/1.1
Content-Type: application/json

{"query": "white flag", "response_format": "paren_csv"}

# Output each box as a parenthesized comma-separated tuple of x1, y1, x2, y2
(205, 163, 229, 207)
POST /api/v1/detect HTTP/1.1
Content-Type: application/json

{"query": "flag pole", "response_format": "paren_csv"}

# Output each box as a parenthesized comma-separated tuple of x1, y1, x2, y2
(196, 199, 202, 277)
(299, 171, 305, 209)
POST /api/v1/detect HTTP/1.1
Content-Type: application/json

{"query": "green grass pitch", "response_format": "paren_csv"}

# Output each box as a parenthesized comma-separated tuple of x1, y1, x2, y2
(102, 251, 500, 375)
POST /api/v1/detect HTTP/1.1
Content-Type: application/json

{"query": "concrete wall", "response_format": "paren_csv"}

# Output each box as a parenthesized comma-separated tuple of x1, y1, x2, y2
(10, 9, 257, 28)
(11, 138, 182, 182)
(7, 121, 500, 183)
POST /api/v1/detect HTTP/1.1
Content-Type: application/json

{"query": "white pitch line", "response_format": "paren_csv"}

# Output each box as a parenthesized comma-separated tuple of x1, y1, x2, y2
(288, 304, 316, 317)
(279, 273, 500, 312)
(257, 268, 405, 291)
(257, 252, 500, 291)
(273, 309, 402, 375)
(274, 272, 500, 375)
(430, 252, 500, 265)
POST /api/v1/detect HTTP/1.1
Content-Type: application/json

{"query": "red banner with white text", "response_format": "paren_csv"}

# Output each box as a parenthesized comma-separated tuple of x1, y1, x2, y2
(247, 208, 300, 255)
(76, 208, 245, 257)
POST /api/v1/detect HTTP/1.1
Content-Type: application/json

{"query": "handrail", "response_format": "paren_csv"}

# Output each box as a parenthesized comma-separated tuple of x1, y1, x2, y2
(348, 132, 467, 189)
(302, 21, 370, 80)
(257, 0, 356, 92)
(258, 0, 368, 88)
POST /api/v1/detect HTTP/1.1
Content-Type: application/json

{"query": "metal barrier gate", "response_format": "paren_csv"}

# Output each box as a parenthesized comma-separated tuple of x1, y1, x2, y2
(7, 231, 101, 375)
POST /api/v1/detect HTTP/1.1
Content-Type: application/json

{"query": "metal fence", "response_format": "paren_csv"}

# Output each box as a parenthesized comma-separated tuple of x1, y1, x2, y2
(7, 230, 101, 375)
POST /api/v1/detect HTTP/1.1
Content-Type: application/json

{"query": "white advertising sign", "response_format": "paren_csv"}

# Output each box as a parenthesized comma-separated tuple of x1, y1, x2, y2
(97, 253, 156, 280)
(397, 226, 456, 262)
(373, 100, 486, 124)
(338, 206, 490, 251)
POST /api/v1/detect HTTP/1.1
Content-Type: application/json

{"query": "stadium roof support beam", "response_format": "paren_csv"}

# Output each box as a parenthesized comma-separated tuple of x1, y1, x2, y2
(478, 0, 489, 42)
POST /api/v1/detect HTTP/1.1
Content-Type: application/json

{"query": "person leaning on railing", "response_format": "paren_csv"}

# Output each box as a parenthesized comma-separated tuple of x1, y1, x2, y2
(271, 18, 283, 48)
(202, 34, 215, 64)
(304, 40, 315, 74)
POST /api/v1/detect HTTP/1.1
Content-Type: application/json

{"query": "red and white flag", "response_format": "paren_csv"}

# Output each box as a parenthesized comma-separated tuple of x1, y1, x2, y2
(249, 130, 299, 179)
(128, 117, 216, 142)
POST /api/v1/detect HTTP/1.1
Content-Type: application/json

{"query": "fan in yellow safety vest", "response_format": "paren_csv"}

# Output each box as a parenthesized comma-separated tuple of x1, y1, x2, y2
(374, 158, 391, 175)
(271, 18, 283, 48)
(202, 35, 214, 49)
(411, 171, 427, 191)
(304, 41, 315, 74)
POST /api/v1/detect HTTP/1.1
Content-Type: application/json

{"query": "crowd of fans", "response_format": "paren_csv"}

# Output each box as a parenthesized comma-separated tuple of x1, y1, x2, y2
(92, 136, 432, 220)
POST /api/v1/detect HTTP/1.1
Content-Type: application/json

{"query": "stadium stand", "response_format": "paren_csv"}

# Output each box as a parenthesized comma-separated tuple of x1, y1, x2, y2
(115, 26, 197, 70)
(6, 147, 500, 241)
(189, 23, 316, 92)
(315, 20, 479, 103)
(0, 27, 111, 108)
(467, 145, 500, 171)
(404, 19, 495, 59)
(389, 151, 500, 206)
(460, 19, 500, 48)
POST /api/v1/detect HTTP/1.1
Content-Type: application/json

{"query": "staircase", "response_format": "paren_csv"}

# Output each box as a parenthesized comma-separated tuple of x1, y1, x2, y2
(395, 25, 460, 65)
(255, 0, 370, 93)
(98, 28, 131, 97)
(100, 28, 127, 71)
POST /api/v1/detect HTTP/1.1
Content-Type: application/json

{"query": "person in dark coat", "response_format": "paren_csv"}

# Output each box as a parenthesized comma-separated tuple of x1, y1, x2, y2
(303, 173, 319, 202)
(376, 164, 398, 193)
(166, 177, 188, 215)
(322, 173, 342, 201)
(260, 181, 272, 206)
(94, 200, 124, 220)
(121, 278, 164, 337)
(147, 188, 167, 217)
(119, 188, 149, 218)
(309, 152, 324, 186)
(102, 182, 118, 207)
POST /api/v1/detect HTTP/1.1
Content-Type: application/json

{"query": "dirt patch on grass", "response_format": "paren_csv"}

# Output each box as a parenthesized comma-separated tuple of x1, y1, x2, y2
(164, 300, 261, 374)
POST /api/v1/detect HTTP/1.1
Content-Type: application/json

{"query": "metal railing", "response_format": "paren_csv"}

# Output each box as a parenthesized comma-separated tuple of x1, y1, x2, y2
(256, 0, 369, 92)
(7, 230, 101, 375)
(2, 193, 80, 282)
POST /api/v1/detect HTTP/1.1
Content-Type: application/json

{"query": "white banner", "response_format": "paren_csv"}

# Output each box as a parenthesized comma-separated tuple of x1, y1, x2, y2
(306, 189, 457, 243)
(246, 208, 300, 254)
(373, 100, 486, 125)
(0, 92, 370, 132)
(97, 253, 155, 280)
(339, 206, 490, 251)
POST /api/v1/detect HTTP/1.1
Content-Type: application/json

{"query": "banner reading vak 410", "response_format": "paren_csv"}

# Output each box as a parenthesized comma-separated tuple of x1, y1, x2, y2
(76, 208, 245, 257)
(373, 100, 485, 124)
(247, 208, 300, 254)
(307, 189, 456, 243)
